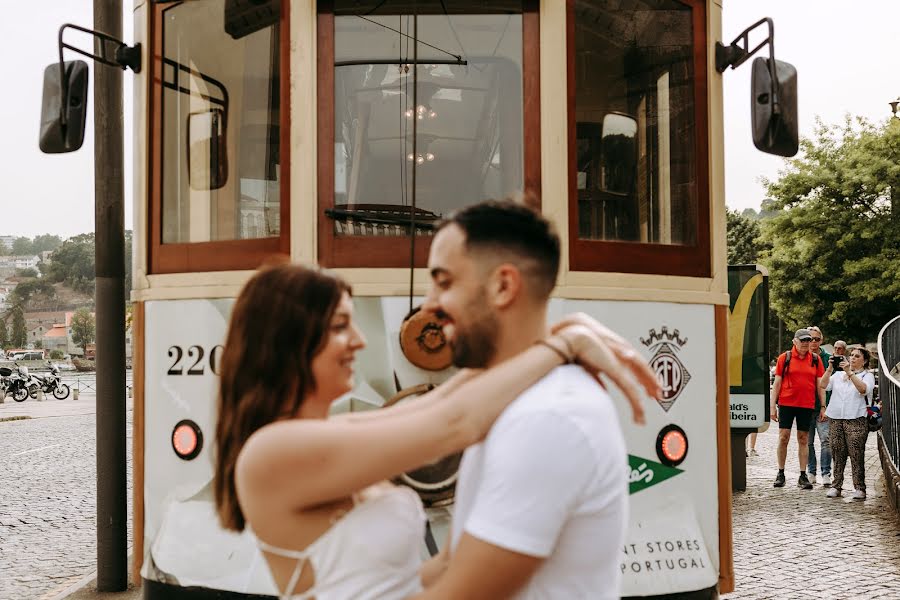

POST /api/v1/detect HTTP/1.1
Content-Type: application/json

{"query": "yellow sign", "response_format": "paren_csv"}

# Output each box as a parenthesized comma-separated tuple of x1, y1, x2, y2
(727, 273, 763, 387)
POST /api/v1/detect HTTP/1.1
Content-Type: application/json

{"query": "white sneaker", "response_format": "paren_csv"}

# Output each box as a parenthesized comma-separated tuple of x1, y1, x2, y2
(852, 490, 866, 500)
(822, 474, 831, 487)
(749, 449, 758, 457)
(809, 474, 817, 485)
(826, 487, 841, 498)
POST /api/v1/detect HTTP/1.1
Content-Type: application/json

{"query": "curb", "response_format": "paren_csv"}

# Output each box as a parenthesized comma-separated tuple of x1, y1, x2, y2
(48, 552, 140, 600)
(48, 570, 99, 600)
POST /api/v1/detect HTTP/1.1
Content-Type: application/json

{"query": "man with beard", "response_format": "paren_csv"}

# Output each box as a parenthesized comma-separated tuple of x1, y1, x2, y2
(416, 199, 657, 599)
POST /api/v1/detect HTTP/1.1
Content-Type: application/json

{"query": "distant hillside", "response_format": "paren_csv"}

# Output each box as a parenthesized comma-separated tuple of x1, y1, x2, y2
(8, 279, 93, 314)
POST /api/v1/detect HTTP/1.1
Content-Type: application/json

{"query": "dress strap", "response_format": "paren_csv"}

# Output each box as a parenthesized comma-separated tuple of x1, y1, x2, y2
(256, 539, 310, 560)
(255, 539, 311, 600)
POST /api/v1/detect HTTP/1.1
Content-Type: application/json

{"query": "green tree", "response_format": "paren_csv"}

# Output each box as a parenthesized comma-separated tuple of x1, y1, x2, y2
(760, 116, 900, 344)
(49, 349, 65, 360)
(71, 308, 95, 354)
(47, 233, 95, 294)
(0, 319, 8, 349)
(10, 305, 26, 348)
(32, 234, 63, 254)
(11, 237, 33, 255)
(16, 268, 38, 278)
(726, 208, 769, 265)
(9, 279, 56, 308)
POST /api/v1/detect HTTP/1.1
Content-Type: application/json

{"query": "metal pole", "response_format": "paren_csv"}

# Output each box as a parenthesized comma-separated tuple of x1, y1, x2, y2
(408, 10, 418, 313)
(94, 0, 127, 591)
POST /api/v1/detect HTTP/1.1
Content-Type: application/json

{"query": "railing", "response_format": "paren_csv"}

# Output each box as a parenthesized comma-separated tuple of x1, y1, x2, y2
(878, 315, 900, 468)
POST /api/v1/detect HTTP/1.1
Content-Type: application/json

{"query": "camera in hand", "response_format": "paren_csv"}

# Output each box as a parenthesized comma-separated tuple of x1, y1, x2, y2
(831, 355, 845, 370)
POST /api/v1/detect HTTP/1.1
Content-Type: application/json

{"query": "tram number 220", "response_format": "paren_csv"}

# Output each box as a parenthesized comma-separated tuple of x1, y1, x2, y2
(167, 345, 224, 376)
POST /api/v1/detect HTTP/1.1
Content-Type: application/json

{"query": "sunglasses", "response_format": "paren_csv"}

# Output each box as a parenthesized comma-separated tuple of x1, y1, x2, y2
(810, 337, 822, 342)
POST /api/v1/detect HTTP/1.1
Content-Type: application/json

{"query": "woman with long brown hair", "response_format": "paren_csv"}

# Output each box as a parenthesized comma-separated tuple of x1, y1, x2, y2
(213, 263, 654, 599)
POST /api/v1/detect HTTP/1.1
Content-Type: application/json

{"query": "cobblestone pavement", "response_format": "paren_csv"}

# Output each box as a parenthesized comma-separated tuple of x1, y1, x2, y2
(723, 425, 900, 599)
(0, 382, 133, 600)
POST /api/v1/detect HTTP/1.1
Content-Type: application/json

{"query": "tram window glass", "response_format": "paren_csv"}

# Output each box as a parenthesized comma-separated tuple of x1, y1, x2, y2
(328, 2, 524, 241)
(570, 0, 710, 276)
(159, 0, 281, 245)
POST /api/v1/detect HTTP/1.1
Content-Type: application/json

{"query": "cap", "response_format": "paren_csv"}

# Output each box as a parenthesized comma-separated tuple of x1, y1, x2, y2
(794, 328, 812, 341)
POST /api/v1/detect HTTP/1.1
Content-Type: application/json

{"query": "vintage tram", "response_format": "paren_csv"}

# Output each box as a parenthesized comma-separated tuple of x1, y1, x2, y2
(40, 0, 798, 597)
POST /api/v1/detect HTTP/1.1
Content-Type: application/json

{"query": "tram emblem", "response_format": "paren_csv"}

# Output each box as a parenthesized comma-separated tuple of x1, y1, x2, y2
(641, 327, 691, 412)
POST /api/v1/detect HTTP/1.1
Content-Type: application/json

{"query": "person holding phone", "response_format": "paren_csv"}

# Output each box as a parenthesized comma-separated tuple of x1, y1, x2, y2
(820, 346, 875, 500)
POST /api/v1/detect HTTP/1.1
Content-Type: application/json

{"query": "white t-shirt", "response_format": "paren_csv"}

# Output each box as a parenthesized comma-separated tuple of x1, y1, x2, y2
(450, 365, 628, 599)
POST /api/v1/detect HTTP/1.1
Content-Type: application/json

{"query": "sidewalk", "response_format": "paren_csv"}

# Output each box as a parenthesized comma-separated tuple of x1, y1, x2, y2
(723, 425, 900, 599)
(0, 393, 98, 420)
(0, 386, 138, 600)
(48, 562, 140, 600)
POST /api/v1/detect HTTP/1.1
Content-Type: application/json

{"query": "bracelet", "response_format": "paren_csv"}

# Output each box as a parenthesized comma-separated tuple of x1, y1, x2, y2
(536, 338, 573, 364)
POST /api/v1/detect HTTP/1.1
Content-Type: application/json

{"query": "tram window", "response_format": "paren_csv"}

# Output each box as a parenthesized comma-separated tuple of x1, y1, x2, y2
(159, 0, 281, 245)
(569, 0, 709, 276)
(327, 2, 524, 242)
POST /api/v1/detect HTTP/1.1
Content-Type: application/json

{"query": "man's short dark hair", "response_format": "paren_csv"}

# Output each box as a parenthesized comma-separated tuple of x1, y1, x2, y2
(437, 198, 560, 299)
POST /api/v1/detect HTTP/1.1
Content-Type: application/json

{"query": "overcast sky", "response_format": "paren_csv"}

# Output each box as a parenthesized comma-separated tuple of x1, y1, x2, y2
(1, 1, 898, 238)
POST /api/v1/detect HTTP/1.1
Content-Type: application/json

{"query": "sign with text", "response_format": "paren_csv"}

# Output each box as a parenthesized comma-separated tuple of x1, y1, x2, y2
(620, 494, 717, 595)
(727, 266, 770, 429)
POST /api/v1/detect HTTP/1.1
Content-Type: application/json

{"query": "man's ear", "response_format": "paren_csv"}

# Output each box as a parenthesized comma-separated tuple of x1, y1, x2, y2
(487, 263, 522, 309)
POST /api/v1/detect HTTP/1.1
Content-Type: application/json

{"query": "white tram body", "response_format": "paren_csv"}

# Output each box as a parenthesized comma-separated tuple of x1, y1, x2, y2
(124, 1, 749, 597)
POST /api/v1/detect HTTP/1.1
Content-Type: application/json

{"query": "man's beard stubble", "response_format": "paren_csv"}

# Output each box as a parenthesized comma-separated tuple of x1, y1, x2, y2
(449, 297, 499, 369)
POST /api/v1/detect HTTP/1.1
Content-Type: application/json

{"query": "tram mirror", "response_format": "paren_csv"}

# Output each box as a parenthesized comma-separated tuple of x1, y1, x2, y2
(751, 57, 798, 157)
(224, 0, 280, 39)
(39, 60, 89, 154)
(187, 108, 228, 191)
(599, 113, 638, 196)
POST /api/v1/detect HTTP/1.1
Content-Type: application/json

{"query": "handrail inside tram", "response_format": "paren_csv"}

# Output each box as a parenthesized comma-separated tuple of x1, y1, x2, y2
(324, 205, 441, 229)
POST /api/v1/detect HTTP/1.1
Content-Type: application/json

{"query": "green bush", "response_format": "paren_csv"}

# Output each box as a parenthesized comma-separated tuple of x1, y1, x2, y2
(49, 350, 65, 360)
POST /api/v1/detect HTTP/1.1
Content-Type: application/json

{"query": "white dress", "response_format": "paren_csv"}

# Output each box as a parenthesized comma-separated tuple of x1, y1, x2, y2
(254, 485, 426, 600)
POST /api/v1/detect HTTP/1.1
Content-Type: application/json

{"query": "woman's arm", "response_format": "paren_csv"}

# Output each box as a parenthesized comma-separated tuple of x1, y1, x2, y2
(819, 364, 832, 389)
(847, 371, 871, 396)
(236, 333, 576, 511)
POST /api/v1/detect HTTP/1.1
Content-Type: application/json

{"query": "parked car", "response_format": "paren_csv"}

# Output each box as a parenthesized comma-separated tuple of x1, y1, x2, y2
(9, 351, 45, 361)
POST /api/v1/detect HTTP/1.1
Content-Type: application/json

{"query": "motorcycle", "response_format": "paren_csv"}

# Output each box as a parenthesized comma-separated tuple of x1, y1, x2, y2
(0, 367, 11, 398)
(2, 364, 33, 402)
(37, 363, 71, 400)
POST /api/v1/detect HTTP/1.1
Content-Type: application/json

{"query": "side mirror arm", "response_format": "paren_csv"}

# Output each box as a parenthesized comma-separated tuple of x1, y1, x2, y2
(56, 23, 142, 126)
(715, 17, 781, 115)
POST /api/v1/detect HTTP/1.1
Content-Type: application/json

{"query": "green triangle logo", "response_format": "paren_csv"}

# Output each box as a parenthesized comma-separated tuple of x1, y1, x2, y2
(628, 454, 684, 494)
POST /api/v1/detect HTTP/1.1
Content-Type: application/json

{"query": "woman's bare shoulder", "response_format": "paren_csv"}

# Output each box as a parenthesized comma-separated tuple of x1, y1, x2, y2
(236, 420, 333, 490)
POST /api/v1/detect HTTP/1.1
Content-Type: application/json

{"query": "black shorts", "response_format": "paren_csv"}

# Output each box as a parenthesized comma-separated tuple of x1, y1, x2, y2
(778, 405, 815, 431)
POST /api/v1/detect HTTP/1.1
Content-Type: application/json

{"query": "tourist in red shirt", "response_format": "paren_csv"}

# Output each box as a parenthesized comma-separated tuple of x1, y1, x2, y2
(770, 328, 826, 489)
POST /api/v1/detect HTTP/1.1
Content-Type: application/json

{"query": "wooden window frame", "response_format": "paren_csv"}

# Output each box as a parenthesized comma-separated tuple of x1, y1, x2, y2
(317, 1, 541, 268)
(148, 1, 291, 274)
(566, 0, 710, 277)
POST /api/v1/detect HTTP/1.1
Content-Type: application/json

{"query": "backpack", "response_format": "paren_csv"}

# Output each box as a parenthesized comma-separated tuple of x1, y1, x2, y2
(778, 351, 820, 407)
(781, 350, 819, 378)
(867, 403, 883, 432)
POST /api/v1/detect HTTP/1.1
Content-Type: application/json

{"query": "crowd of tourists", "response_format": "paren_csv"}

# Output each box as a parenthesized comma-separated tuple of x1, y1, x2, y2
(766, 327, 877, 499)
